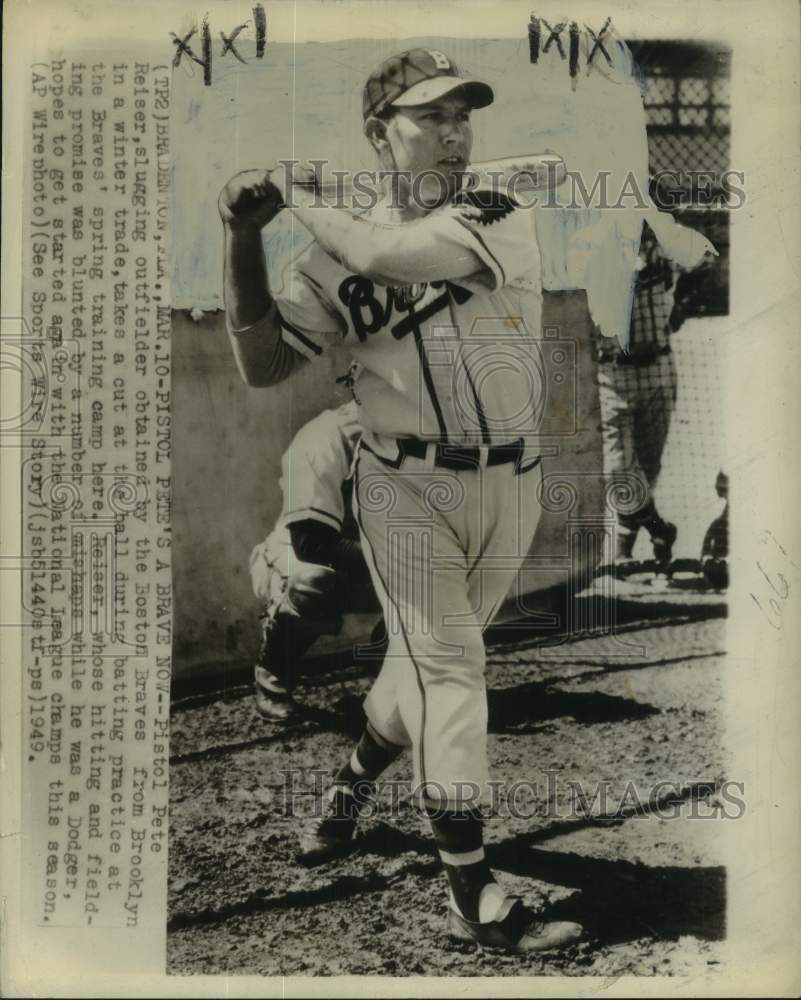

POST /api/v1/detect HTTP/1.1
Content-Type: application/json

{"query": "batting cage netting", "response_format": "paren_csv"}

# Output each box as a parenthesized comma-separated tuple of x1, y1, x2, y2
(618, 40, 730, 566)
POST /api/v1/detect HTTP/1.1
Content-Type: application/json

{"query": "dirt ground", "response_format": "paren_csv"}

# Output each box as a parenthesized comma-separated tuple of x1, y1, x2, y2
(167, 578, 728, 978)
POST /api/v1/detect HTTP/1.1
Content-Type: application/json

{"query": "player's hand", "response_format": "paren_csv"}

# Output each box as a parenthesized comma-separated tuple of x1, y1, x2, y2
(218, 169, 285, 229)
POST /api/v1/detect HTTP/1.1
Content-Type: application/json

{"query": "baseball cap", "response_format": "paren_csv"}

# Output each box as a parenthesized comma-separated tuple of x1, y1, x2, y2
(362, 48, 494, 119)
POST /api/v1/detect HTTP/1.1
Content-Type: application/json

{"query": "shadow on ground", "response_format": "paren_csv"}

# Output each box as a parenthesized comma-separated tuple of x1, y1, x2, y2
(170, 593, 727, 706)
(169, 806, 725, 947)
(493, 843, 725, 944)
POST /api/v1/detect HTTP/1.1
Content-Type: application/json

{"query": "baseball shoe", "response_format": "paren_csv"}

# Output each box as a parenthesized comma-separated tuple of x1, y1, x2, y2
(254, 666, 297, 723)
(296, 782, 373, 866)
(702, 556, 729, 591)
(447, 895, 583, 954)
(650, 521, 677, 570)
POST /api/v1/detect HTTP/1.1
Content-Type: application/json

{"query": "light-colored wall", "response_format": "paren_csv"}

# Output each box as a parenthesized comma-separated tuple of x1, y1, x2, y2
(171, 291, 605, 682)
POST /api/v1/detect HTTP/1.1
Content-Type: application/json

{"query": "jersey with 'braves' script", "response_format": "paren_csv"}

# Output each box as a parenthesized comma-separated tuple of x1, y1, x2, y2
(251, 190, 545, 447)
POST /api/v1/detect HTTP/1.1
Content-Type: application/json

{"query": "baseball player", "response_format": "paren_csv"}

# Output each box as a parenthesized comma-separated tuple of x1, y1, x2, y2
(597, 220, 682, 573)
(249, 400, 380, 721)
(219, 49, 582, 953)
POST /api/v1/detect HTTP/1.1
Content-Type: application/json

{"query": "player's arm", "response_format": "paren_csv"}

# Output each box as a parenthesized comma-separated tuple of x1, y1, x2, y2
(219, 170, 307, 388)
(288, 184, 490, 287)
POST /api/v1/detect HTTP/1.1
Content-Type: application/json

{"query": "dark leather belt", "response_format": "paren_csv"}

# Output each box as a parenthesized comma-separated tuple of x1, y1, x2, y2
(599, 344, 672, 367)
(364, 437, 540, 473)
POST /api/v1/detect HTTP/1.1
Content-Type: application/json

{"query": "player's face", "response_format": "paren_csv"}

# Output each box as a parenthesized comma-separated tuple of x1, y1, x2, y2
(385, 95, 473, 208)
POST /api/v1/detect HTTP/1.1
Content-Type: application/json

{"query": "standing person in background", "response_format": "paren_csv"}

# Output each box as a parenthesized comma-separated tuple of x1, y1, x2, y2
(701, 469, 729, 590)
(597, 220, 681, 574)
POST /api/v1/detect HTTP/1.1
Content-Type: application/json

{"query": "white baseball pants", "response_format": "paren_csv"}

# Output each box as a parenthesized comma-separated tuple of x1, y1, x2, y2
(352, 439, 542, 811)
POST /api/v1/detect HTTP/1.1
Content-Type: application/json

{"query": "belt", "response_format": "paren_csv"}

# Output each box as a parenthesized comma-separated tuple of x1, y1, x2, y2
(363, 437, 540, 474)
(599, 344, 672, 367)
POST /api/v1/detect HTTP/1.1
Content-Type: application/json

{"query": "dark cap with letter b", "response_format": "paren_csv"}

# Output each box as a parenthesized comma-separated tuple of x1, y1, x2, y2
(362, 48, 494, 119)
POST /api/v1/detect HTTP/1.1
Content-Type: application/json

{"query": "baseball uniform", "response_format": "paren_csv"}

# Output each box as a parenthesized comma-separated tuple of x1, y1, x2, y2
(251, 401, 375, 719)
(250, 400, 363, 601)
(222, 46, 583, 953)
(241, 189, 546, 808)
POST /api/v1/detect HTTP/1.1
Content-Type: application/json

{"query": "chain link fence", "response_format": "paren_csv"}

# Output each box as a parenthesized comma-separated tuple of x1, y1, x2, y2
(629, 40, 731, 316)
(596, 41, 733, 564)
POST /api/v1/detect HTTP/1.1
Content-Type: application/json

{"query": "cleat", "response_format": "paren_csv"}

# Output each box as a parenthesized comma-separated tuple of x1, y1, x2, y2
(254, 666, 297, 723)
(447, 895, 583, 954)
(296, 782, 373, 867)
(296, 819, 357, 867)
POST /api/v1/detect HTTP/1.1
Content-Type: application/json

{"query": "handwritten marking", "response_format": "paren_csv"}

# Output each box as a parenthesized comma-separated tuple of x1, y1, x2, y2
(750, 531, 794, 630)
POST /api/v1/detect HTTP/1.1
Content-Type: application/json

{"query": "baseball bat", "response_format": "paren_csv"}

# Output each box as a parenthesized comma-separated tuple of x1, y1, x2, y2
(463, 153, 566, 192)
(292, 153, 566, 203)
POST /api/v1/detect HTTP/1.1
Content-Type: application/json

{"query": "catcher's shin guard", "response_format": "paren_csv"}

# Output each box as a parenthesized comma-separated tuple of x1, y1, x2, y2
(255, 563, 343, 691)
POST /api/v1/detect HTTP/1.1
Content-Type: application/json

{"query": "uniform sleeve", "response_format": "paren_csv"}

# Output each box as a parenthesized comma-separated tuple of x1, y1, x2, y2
(278, 408, 355, 532)
(431, 189, 542, 293)
(268, 236, 347, 362)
